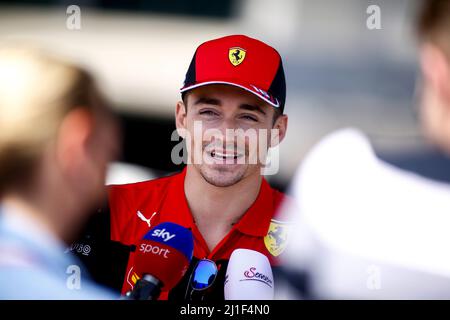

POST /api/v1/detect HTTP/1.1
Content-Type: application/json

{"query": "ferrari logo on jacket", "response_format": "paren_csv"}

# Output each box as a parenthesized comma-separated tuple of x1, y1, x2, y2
(228, 47, 246, 66)
(264, 219, 291, 257)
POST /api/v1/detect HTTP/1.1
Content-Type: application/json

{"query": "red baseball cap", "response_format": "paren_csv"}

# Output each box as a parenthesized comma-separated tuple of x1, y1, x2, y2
(180, 35, 286, 113)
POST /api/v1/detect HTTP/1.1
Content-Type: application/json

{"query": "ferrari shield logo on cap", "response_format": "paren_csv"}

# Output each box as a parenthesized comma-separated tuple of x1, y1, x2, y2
(264, 219, 291, 257)
(228, 47, 246, 66)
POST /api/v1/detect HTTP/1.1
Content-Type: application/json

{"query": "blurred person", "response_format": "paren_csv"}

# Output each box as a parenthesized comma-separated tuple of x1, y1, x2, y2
(73, 35, 290, 300)
(277, 0, 450, 299)
(418, 0, 450, 154)
(0, 46, 119, 299)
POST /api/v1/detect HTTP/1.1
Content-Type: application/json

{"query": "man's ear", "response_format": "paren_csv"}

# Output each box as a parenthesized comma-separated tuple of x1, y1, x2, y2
(55, 108, 94, 177)
(420, 43, 450, 104)
(271, 114, 288, 147)
(175, 100, 187, 139)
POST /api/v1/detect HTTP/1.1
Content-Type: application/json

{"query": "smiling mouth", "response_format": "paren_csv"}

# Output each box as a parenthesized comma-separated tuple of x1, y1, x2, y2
(208, 150, 244, 161)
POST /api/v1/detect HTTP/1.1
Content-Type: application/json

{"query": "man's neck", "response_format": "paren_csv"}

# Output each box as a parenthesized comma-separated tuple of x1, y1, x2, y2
(184, 166, 262, 251)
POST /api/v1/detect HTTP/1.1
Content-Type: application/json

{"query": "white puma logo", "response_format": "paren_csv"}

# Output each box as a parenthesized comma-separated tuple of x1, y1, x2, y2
(137, 210, 157, 228)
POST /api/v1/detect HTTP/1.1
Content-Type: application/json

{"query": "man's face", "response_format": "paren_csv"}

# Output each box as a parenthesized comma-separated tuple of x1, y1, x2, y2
(419, 43, 450, 154)
(176, 84, 286, 187)
(51, 102, 120, 242)
(86, 111, 120, 201)
(70, 105, 120, 212)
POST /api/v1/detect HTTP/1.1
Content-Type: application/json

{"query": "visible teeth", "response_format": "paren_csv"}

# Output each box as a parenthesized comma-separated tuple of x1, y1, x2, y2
(208, 150, 243, 160)
(215, 152, 235, 158)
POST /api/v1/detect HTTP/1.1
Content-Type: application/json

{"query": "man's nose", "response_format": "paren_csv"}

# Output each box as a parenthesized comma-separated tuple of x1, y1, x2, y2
(218, 116, 243, 132)
(216, 117, 240, 141)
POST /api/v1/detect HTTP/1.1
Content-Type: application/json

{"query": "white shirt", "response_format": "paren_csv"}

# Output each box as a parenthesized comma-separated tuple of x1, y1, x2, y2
(280, 128, 450, 299)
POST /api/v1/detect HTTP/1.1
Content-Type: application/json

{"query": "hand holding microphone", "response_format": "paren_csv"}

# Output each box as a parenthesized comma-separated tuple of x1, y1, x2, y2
(224, 249, 274, 300)
(125, 222, 194, 300)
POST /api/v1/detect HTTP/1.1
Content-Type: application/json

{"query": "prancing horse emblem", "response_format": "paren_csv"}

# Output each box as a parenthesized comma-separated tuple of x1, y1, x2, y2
(229, 47, 246, 66)
(264, 219, 291, 257)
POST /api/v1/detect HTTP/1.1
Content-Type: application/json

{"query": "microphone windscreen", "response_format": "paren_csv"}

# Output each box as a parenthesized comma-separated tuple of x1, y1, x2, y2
(224, 248, 274, 300)
(134, 222, 194, 290)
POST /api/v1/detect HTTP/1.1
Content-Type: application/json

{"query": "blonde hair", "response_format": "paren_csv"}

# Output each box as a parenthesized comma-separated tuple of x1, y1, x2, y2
(0, 45, 101, 193)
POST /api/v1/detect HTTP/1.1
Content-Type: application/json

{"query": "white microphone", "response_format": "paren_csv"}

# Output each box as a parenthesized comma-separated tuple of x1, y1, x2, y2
(224, 249, 274, 300)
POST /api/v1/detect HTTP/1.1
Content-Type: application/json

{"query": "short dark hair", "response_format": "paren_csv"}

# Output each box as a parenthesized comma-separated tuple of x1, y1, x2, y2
(417, 0, 450, 57)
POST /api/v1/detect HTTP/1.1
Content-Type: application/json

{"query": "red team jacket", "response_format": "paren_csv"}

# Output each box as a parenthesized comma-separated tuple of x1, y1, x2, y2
(108, 167, 289, 300)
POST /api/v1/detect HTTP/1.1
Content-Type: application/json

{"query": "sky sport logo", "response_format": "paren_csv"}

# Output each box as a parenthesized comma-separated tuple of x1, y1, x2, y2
(139, 243, 171, 258)
(171, 121, 280, 175)
(138, 228, 176, 258)
(151, 228, 176, 242)
(241, 267, 273, 288)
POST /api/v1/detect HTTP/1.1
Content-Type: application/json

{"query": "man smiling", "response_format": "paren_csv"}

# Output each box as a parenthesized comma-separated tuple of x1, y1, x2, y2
(174, 82, 287, 253)
(77, 35, 290, 300)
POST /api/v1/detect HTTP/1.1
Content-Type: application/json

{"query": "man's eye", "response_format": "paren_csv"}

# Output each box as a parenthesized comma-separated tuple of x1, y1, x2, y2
(199, 110, 218, 116)
(241, 115, 258, 122)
